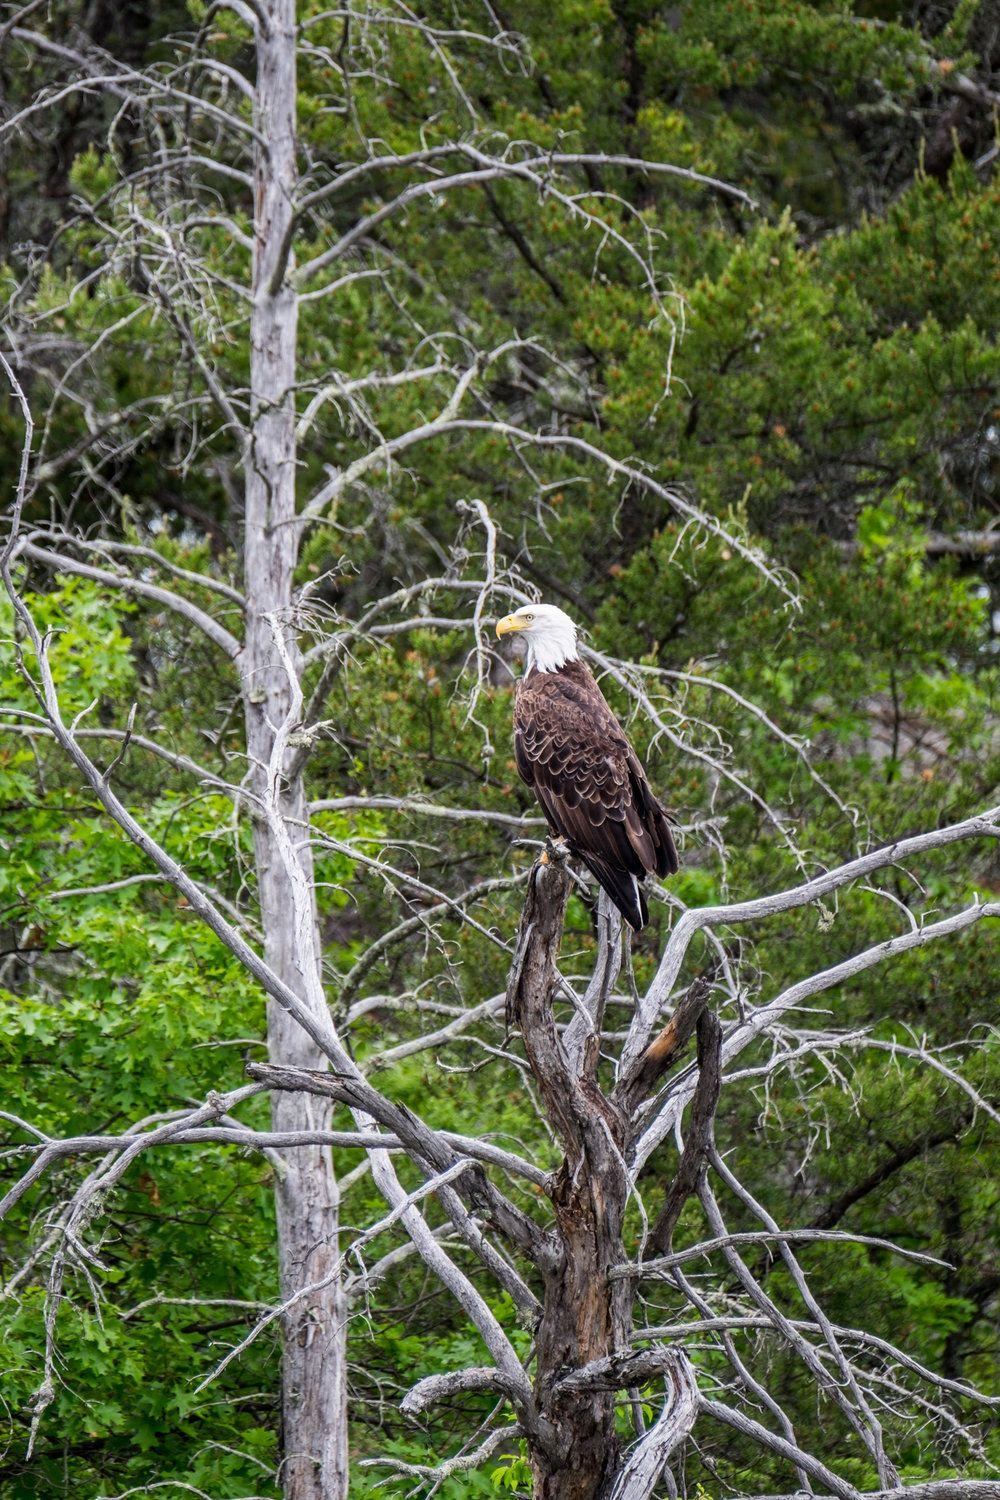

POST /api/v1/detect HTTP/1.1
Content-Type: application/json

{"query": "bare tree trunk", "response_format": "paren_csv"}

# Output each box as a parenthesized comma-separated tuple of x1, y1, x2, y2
(507, 862, 633, 1500)
(244, 2, 348, 1494)
(533, 1169, 629, 1500)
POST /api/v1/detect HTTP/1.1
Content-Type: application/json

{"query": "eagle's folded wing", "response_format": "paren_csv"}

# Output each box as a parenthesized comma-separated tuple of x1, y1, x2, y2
(514, 673, 677, 883)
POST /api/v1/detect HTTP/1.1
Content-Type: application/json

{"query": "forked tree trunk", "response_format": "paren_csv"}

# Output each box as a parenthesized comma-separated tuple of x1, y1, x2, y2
(507, 865, 702, 1500)
(243, 1, 349, 1494)
(508, 864, 634, 1500)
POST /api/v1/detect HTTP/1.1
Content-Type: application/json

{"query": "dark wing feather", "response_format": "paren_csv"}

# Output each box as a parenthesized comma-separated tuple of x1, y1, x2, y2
(624, 745, 679, 879)
(575, 851, 647, 931)
(513, 661, 677, 928)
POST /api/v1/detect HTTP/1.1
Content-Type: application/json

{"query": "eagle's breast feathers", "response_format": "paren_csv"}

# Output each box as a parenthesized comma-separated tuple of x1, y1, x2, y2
(512, 658, 678, 930)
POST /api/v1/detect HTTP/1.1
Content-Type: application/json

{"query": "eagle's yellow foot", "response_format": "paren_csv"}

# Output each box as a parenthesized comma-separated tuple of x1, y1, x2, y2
(542, 836, 569, 865)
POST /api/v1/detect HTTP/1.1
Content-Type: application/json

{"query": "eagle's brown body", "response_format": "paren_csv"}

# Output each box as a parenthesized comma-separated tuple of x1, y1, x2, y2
(513, 658, 678, 930)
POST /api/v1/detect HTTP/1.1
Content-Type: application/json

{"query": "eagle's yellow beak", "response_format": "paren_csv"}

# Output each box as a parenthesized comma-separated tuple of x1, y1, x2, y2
(496, 613, 527, 638)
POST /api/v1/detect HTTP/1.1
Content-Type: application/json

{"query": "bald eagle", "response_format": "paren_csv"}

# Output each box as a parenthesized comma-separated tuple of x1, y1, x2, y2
(496, 603, 678, 931)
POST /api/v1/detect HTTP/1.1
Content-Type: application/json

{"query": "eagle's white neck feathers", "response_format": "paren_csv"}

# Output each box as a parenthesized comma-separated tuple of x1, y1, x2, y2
(526, 627, 578, 674)
(512, 604, 580, 675)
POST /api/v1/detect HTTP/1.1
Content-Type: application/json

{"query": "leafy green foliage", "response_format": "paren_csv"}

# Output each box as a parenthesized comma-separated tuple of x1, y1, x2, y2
(1, 0, 998, 1492)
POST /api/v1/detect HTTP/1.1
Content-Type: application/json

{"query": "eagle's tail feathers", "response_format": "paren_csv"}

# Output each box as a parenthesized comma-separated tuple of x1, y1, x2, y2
(636, 877, 649, 928)
(579, 853, 646, 932)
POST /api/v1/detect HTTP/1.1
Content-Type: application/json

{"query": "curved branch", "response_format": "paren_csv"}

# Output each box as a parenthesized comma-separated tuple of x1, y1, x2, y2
(607, 1352, 699, 1500)
(636, 898, 999, 1168)
(16, 541, 243, 661)
(310, 794, 543, 829)
(700, 1396, 859, 1500)
(626, 802, 1000, 1071)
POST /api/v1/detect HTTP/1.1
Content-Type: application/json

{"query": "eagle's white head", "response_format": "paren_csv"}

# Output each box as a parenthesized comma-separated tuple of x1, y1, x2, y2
(496, 602, 579, 674)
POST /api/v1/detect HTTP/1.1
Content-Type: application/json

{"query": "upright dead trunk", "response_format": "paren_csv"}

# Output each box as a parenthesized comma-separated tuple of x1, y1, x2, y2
(532, 1166, 631, 1500)
(243, 2, 348, 1495)
(505, 867, 704, 1500)
(507, 864, 633, 1500)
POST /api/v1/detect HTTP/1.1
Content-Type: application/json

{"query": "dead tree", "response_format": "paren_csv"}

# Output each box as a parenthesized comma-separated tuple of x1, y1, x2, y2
(4, 445, 999, 1495)
(5, 472, 1000, 1495)
(0, 0, 754, 1488)
(0, 0, 741, 1488)
(2, 1, 1000, 1497)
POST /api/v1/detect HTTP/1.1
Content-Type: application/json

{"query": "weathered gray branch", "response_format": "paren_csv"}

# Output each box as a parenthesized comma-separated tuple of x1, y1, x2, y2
(644, 1009, 721, 1256)
(15, 540, 242, 660)
(606, 1353, 699, 1500)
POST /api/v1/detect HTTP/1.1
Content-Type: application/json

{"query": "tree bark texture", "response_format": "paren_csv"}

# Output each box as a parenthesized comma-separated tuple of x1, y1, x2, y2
(243, 3, 348, 1495)
(505, 860, 710, 1499)
(505, 865, 635, 1498)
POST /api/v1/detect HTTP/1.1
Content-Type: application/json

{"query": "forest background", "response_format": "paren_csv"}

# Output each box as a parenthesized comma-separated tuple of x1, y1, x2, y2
(0, 0, 998, 1496)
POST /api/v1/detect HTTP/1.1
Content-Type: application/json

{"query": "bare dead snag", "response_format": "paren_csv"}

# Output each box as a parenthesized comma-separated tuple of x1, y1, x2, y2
(645, 1010, 722, 1258)
(237, 3, 350, 1492)
(615, 969, 714, 1115)
(3, 21, 997, 1473)
(506, 858, 634, 1500)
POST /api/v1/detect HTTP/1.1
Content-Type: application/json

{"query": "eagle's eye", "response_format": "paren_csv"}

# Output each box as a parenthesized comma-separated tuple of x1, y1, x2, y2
(523, 613, 534, 622)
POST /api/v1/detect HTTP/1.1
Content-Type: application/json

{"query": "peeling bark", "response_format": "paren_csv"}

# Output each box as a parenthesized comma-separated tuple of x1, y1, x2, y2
(615, 970, 713, 1116)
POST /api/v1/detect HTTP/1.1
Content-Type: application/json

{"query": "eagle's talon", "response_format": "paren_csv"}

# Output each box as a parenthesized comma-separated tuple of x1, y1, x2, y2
(543, 835, 569, 865)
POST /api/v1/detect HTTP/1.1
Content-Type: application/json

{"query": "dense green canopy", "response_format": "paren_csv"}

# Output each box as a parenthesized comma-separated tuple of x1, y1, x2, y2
(0, 0, 997, 1495)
